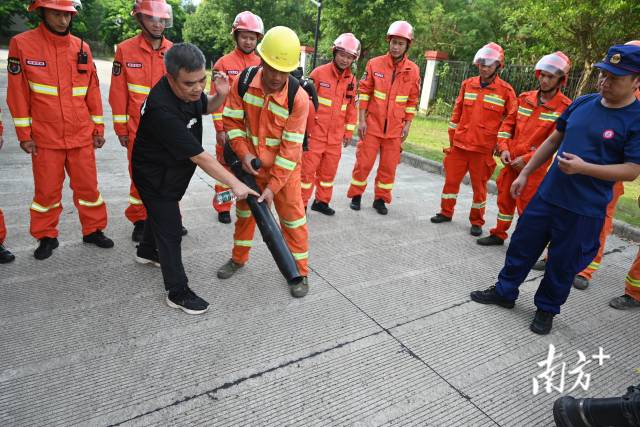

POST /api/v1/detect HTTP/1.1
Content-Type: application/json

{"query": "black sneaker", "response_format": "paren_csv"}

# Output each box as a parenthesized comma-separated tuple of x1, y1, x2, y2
(477, 235, 504, 246)
(372, 199, 388, 215)
(34, 237, 59, 260)
(311, 200, 335, 216)
(0, 244, 16, 264)
(181, 226, 188, 236)
(166, 287, 210, 315)
(350, 195, 361, 211)
(470, 225, 482, 236)
(530, 309, 555, 335)
(470, 285, 515, 308)
(218, 212, 231, 224)
(430, 213, 452, 223)
(83, 230, 114, 248)
(135, 245, 160, 267)
(132, 220, 145, 243)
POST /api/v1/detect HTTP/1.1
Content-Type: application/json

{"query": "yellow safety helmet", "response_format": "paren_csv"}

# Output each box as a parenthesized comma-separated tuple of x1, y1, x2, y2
(256, 26, 300, 72)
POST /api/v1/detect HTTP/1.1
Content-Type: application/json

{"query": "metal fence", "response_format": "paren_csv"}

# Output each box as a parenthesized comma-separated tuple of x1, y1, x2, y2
(428, 60, 599, 118)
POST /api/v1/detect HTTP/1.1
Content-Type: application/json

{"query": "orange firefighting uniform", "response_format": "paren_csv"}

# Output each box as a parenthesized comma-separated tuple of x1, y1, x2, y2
(109, 34, 172, 224)
(7, 24, 107, 240)
(223, 68, 310, 275)
(440, 75, 517, 226)
(0, 118, 5, 244)
(210, 48, 260, 213)
(347, 53, 421, 203)
(489, 89, 571, 239)
(301, 62, 357, 205)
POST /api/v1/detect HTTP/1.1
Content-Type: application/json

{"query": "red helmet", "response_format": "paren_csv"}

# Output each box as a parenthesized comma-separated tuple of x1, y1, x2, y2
(132, 0, 172, 28)
(473, 42, 504, 68)
(386, 21, 414, 43)
(231, 11, 264, 39)
(625, 40, 640, 47)
(535, 51, 571, 86)
(28, 0, 79, 15)
(333, 33, 361, 60)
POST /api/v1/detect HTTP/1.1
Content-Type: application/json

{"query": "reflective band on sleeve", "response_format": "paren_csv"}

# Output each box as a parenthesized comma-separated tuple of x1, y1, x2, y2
(72, 86, 88, 97)
(341, 104, 348, 111)
(222, 107, 244, 119)
(127, 83, 151, 95)
(28, 81, 58, 96)
(227, 129, 247, 140)
(128, 195, 143, 206)
(30, 201, 61, 213)
(483, 94, 505, 107)
(251, 135, 259, 146)
(441, 193, 458, 199)
(243, 92, 265, 108)
(266, 138, 281, 147)
(377, 181, 393, 190)
(319, 181, 333, 187)
(318, 96, 332, 107)
(292, 251, 309, 260)
(268, 102, 289, 119)
(448, 122, 458, 129)
(274, 155, 296, 170)
(497, 212, 514, 221)
(373, 90, 386, 100)
(471, 201, 487, 209)
(78, 194, 104, 207)
(301, 182, 312, 189)
(236, 208, 251, 218)
(212, 113, 223, 121)
(497, 132, 512, 139)
(359, 94, 370, 101)
(13, 117, 32, 127)
(539, 112, 561, 122)
(113, 114, 129, 124)
(234, 239, 253, 247)
(395, 95, 408, 103)
(405, 107, 417, 114)
(91, 116, 104, 125)
(518, 106, 533, 117)
(625, 275, 640, 288)
(282, 216, 307, 229)
(215, 181, 230, 189)
(345, 124, 356, 131)
(282, 131, 304, 144)
(351, 178, 367, 186)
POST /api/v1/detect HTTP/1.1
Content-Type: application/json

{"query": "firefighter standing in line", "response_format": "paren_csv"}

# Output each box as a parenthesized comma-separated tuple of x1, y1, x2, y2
(7, 0, 113, 260)
(347, 21, 421, 215)
(301, 33, 359, 215)
(109, 0, 178, 242)
(477, 52, 572, 246)
(0, 114, 15, 264)
(216, 26, 311, 298)
(210, 11, 263, 224)
(431, 42, 517, 236)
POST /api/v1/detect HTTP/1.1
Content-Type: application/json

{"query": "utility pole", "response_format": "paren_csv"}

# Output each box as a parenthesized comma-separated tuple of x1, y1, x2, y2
(310, 0, 322, 70)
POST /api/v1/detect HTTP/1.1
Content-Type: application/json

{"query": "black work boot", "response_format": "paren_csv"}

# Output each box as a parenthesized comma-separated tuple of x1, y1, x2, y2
(289, 277, 309, 298)
(532, 258, 546, 271)
(470, 285, 515, 308)
(218, 211, 231, 224)
(477, 234, 504, 246)
(181, 226, 188, 236)
(0, 244, 16, 264)
(131, 220, 145, 243)
(470, 225, 482, 236)
(372, 199, 388, 215)
(311, 200, 335, 216)
(530, 309, 555, 335)
(34, 237, 59, 260)
(572, 275, 589, 290)
(350, 195, 361, 211)
(430, 213, 452, 223)
(83, 230, 115, 248)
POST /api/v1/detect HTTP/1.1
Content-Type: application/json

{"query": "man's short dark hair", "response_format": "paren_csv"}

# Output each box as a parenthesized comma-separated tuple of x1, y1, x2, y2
(164, 43, 206, 77)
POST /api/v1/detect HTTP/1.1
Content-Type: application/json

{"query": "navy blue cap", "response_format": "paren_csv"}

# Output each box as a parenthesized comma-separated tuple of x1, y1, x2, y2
(594, 44, 640, 76)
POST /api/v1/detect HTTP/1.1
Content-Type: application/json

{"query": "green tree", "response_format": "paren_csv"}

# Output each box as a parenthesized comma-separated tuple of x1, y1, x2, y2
(0, 0, 27, 37)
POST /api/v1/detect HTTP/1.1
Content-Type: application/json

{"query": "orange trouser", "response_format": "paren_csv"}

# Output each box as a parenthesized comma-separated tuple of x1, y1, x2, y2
(231, 168, 309, 276)
(625, 247, 640, 301)
(125, 130, 146, 224)
(347, 134, 402, 203)
(577, 182, 624, 280)
(301, 137, 342, 205)
(30, 145, 107, 239)
(212, 142, 233, 213)
(0, 209, 6, 244)
(489, 166, 545, 240)
(439, 146, 496, 226)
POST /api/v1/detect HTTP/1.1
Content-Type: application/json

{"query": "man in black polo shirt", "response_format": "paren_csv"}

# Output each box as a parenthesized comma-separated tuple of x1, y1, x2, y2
(133, 43, 257, 314)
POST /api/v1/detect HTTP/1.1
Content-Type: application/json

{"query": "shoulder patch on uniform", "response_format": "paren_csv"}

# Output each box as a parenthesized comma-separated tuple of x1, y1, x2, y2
(126, 62, 143, 68)
(25, 59, 46, 67)
(227, 69, 240, 75)
(112, 61, 122, 76)
(7, 57, 21, 75)
(319, 81, 330, 88)
(373, 72, 384, 78)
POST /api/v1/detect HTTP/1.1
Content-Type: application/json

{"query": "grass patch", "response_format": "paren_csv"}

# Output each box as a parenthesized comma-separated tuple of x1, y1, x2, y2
(406, 115, 640, 228)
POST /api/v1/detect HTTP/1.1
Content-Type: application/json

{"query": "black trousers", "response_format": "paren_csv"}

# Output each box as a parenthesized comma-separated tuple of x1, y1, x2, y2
(139, 195, 188, 293)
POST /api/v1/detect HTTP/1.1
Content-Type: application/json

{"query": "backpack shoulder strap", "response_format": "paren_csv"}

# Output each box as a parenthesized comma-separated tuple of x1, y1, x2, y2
(237, 66, 260, 99)
(286, 75, 300, 115)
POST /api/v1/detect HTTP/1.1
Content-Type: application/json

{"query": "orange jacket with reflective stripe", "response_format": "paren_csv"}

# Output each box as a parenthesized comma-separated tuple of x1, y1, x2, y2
(497, 89, 571, 164)
(7, 24, 104, 149)
(308, 62, 357, 142)
(448, 75, 517, 154)
(109, 34, 172, 137)
(358, 54, 421, 138)
(224, 68, 310, 194)
(210, 48, 260, 132)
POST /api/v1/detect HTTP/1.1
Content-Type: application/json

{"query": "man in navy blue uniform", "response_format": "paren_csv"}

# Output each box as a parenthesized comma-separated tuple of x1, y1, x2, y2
(470, 44, 640, 335)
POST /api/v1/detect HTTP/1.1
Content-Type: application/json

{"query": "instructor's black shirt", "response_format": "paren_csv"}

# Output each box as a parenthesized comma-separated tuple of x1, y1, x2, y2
(132, 76, 207, 200)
